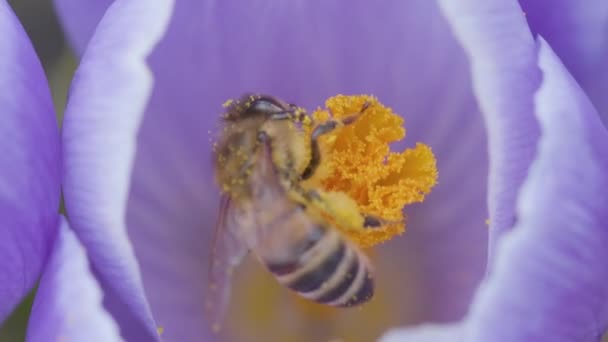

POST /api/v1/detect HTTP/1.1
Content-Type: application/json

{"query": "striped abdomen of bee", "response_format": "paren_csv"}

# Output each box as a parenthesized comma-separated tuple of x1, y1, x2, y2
(265, 224, 374, 307)
(243, 136, 374, 307)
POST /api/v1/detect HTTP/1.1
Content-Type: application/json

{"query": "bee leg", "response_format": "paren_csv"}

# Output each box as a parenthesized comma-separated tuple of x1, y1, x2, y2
(287, 185, 320, 205)
(269, 108, 308, 123)
(297, 188, 396, 230)
(363, 214, 403, 229)
(301, 101, 371, 180)
(363, 215, 383, 228)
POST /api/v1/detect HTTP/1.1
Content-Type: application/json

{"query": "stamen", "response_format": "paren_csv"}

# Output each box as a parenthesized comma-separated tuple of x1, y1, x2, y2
(305, 95, 438, 248)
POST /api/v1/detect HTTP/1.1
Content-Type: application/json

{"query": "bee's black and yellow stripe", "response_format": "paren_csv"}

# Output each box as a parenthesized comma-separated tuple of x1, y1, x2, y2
(266, 227, 374, 307)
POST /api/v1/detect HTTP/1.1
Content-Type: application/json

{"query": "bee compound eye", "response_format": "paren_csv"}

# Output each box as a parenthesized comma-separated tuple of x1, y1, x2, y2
(249, 98, 284, 114)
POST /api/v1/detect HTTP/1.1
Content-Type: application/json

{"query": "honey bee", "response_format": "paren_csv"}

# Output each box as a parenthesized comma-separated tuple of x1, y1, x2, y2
(208, 94, 383, 331)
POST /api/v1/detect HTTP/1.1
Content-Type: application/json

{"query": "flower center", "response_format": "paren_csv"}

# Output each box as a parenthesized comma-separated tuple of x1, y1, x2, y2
(302, 95, 438, 248)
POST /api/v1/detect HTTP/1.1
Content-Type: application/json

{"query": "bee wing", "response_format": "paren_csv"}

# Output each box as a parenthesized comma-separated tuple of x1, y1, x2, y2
(206, 194, 248, 332)
(205, 136, 297, 331)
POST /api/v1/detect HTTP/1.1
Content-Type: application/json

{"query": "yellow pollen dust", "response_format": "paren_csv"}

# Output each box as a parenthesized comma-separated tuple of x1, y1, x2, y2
(222, 99, 234, 108)
(307, 95, 438, 248)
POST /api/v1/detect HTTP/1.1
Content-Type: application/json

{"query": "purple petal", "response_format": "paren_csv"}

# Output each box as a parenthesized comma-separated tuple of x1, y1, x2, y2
(27, 218, 121, 342)
(58, 0, 489, 338)
(0, 1, 60, 321)
(381, 38, 608, 342)
(464, 37, 608, 342)
(520, 0, 608, 124)
(53, 0, 110, 55)
(380, 324, 461, 342)
(438, 0, 541, 264)
(61, 0, 173, 340)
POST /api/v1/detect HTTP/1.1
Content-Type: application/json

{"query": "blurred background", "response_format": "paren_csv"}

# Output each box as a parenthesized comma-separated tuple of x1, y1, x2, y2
(0, 1, 75, 340)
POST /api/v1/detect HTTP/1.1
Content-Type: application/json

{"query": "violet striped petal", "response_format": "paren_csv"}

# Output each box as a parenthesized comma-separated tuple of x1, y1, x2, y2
(0, 0, 60, 322)
(438, 0, 541, 264)
(61, 0, 173, 340)
(381, 324, 461, 342)
(27, 218, 122, 342)
(520, 0, 608, 125)
(463, 37, 608, 342)
(53, 0, 111, 56)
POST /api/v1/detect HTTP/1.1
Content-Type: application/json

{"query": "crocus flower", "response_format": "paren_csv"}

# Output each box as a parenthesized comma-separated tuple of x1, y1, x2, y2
(55, 1, 490, 340)
(1, 1, 607, 342)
